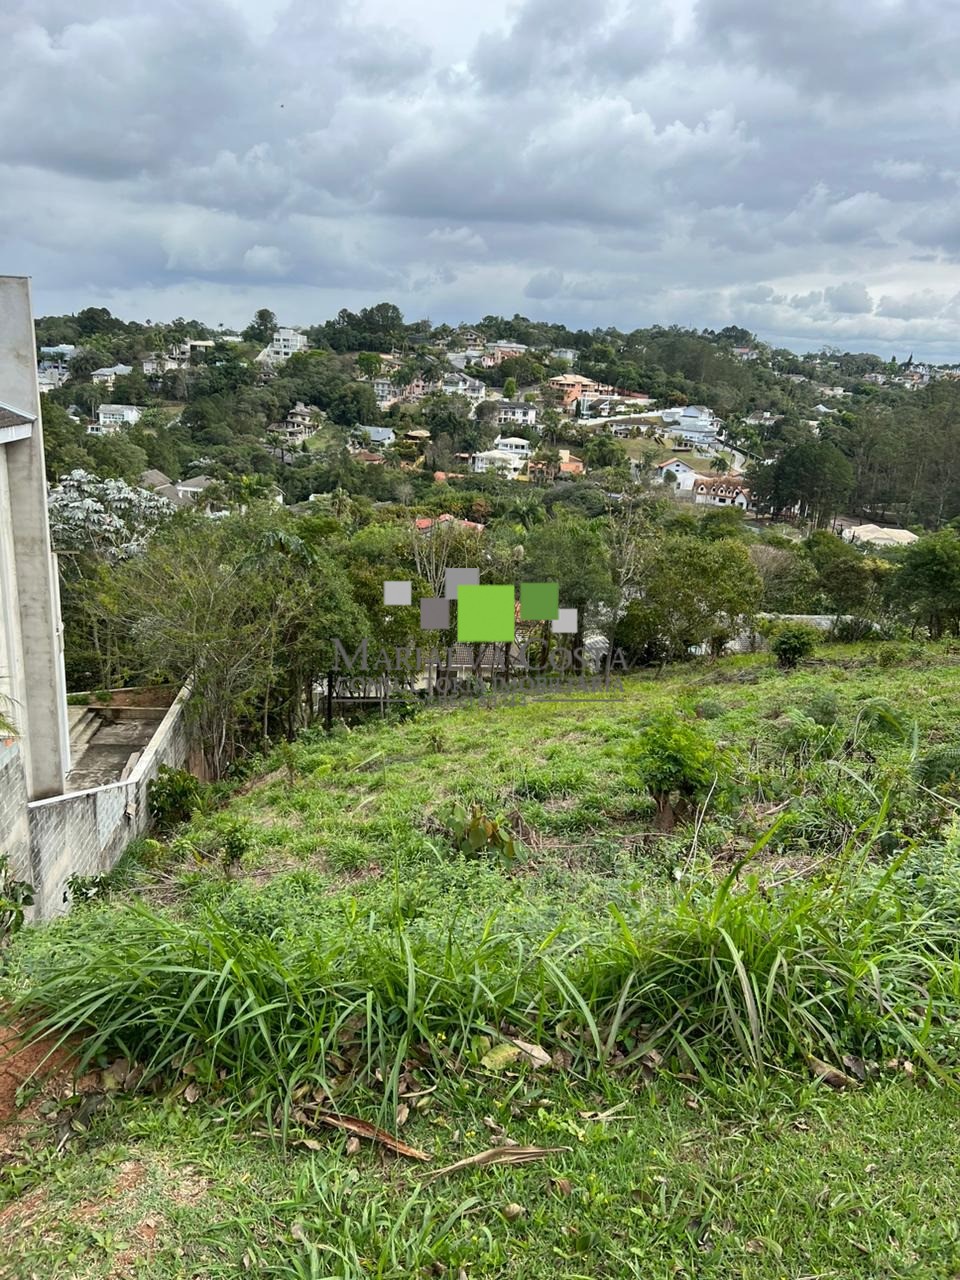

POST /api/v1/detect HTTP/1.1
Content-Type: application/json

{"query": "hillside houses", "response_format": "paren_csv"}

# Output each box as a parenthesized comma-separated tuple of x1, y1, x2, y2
(693, 475, 754, 510)
(653, 458, 699, 492)
(272, 401, 321, 445)
(660, 404, 719, 442)
(256, 328, 308, 368)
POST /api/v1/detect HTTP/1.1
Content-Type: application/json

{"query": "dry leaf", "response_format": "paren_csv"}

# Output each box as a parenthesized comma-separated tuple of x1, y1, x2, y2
(315, 1112, 432, 1161)
(295, 1137, 325, 1151)
(291, 1222, 309, 1244)
(503, 1203, 525, 1221)
(745, 1239, 764, 1255)
(482, 1116, 506, 1136)
(807, 1056, 858, 1090)
(183, 1082, 200, 1104)
(426, 1145, 569, 1181)
(345, 1136, 361, 1156)
(842, 1055, 867, 1082)
(396, 1104, 410, 1128)
(551, 1177, 574, 1196)
(684, 1095, 700, 1110)
(511, 1038, 552, 1069)
(578, 1102, 629, 1123)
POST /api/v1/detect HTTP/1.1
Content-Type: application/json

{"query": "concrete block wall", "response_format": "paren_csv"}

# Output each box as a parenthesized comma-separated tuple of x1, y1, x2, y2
(26, 687, 191, 918)
(0, 737, 31, 885)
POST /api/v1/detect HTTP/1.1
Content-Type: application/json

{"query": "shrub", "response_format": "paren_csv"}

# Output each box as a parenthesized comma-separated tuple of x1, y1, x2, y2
(148, 765, 201, 832)
(694, 698, 726, 721)
(443, 802, 519, 870)
(0, 854, 33, 945)
(804, 688, 840, 727)
(770, 623, 818, 669)
(624, 713, 724, 831)
(877, 643, 906, 669)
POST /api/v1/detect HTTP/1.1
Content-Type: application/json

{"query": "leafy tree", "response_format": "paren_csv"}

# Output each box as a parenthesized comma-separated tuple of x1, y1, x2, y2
(242, 309, 278, 345)
(770, 622, 818, 668)
(521, 517, 616, 662)
(503, 377, 518, 399)
(890, 530, 960, 637)
(624, 713, 725, 830)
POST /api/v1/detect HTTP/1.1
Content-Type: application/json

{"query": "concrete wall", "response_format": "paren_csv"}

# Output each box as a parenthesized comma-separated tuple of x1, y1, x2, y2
(25, 686, 191, 918)
(0, 737, 31, 887)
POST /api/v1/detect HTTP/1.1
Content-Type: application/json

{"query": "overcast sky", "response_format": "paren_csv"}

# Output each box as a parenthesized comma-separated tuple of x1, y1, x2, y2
(3, 0, 960, 358)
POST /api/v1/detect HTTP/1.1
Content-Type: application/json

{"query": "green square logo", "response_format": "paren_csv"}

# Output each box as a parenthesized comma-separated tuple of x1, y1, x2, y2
(457, 584, 515, 642)
(520, 581, 559, 622)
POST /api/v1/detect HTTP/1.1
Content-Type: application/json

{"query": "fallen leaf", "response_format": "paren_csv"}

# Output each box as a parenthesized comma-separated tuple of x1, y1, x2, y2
(345, 1136, 361, 1156)
(745, 1239, 764, 1255)
(511, 1038, 552, 1069)
(481, 1043, 522, 1071)
(842, 1055, 867, 1082)
(396, 1104, 410, 1128)
(183, 1082, 200, 1104)
(315, 1112, 432, 1161)
(295, 1137, 325, 1151)
(426, 1145, 569, 1181)
(684, 1095, 700, 1111)
(808, 1056, 858, 1090)
(503, 1202, 525, 1221)
(291, 1222, 309, 1244)
(482, 1115, 506, 1136)
(551, 1177, 574, 1196)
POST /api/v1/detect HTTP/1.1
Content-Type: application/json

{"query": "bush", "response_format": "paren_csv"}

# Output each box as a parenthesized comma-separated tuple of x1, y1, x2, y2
(770, 623, 818, 669)
(148, 765, 202, 832)
(877, 643, 906, 669)
(624, 713, 724, 831)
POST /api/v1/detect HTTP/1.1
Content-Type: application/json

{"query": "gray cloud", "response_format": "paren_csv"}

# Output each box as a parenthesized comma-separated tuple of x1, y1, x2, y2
(2, 0, 960, 358)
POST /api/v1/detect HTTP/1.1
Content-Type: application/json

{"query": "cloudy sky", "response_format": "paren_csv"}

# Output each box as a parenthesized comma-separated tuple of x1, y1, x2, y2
(3, 0, 960, 357)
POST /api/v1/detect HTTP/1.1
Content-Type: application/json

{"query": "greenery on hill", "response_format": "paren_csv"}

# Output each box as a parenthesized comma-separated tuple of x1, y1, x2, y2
(34, 299, 960, 529)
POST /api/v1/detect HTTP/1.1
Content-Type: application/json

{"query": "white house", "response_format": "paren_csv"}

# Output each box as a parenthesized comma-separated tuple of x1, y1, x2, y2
(551, 347, 578, 366)
(653, 458, 698, 492)
(96, 403, 142, 428)
(39, 343, 77, 360)
(693, 476, 754, 509)
(256, 328, 308, 367)
(91, 363, 132, 389)
(660, 405, 718, 442)
(472, 448, 526, 477)
(371, 375, 401, 407)
(439, 371, 485, 407)
(493, 434, 532, 458)
(496, 401, 537, 428)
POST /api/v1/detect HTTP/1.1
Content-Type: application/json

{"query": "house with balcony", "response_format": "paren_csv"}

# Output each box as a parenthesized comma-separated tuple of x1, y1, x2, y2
(89, 404, 142, 435)
(256, 328, 308, 368)
(492, 434, 532, 458)
(273, 401, 320, 445)
(472, 448, 526, 477)
(660, 404, 718, 442)
(496, 401, 537, 429)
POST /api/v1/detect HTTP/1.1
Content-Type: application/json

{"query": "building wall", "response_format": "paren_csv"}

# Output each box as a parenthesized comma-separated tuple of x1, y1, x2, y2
(26, 687, 191, 917)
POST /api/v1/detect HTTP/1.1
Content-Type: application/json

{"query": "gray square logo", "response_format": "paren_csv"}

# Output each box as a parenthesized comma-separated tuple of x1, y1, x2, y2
(444, 567, 480, 599)
(384, 580, 412, 606)
(551, 607, 578, 634)
(420, 597, 450, 630)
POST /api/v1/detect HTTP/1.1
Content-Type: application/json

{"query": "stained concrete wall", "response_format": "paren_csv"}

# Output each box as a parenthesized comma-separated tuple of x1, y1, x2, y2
(26, 687, 191, 917)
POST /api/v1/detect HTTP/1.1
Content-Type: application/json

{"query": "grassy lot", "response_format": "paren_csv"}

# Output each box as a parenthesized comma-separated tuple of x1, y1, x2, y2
(4, 644, 960, 1277)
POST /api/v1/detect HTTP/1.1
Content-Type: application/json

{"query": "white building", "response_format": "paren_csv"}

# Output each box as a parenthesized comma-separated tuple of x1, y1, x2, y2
(273, 401, 320, 445)
(96, 403, 142, 429)
(493, 434, 532, 458)
(257, 328, 308, 367)
(143, 354, 182, 375)
(372, 375, 401, 407)
(660, 405, 718, 442)
(90, 363, 132, 390)
(472, 448, 526, 477)
(39, 343, 77, 360)
(440, 371, 485, 406)
(551, 347, 578, 366)
(496, 401, 537, 428)
(653, 458, 699, 492)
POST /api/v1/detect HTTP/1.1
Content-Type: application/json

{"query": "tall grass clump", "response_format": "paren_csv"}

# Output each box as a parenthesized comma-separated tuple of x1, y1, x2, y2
(6, 830, 959, 1117)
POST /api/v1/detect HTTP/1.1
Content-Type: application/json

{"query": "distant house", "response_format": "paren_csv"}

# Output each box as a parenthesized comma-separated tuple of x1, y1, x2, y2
(256, 328, 308, 367)
(176, 339, 215, 361)
(492, 435, 532, 458)
(732, 347, 759, 361)
(485, 340, 528, 364)
(90, 363, 132, 390)
(37, 368, 68, 394)
(142, 353, 182, 375)
(39, 343, 77, 360)
(371, 375, 401, 407)
(415, 512, 485, 533)
(551, 347, 578, 366)
(863, 373, 887, 386)
(547, 373, 603, 409)
(273, 401, 320, 445)
(693, 476, 754, 510)
(439, 371, 485, 406)
(660, 405, 718, 442)
(496, 401, 537, 428)
(358, 424, 396, 448)
(528, 449, 585, 481)
(354, 449, 385, 466)
(90, 403, 142, 433)
(653, 458, 698, 492)
(472, 448, 526, 477)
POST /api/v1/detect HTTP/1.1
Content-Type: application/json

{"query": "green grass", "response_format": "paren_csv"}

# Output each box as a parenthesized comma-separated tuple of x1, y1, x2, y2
(6, 644, 960, 1276)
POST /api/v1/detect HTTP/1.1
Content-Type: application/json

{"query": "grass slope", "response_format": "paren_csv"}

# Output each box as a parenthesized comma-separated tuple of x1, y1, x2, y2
(5, 644, 960, 1277)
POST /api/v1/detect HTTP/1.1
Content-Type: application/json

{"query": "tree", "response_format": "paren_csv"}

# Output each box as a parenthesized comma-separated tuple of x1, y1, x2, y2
(891, 530, 960, 637)
(615, 536, 762, 663)
(242, 309, 277, 346)
(521, 517, 616, 664)
(503, 377, 518, 399)
(356, 352, 382, 378)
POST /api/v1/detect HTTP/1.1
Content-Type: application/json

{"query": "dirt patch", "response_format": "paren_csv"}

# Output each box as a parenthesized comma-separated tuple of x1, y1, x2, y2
(0, 1185, 47, 1231)
(0, 1016, 77, 1125)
